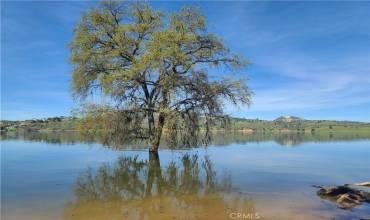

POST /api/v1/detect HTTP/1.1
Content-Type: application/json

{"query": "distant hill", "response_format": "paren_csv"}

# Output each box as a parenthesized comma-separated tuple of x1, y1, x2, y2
(0, 117, 78, 132)
(1, 115, 370, 133)
(223, 116, 370, 133)
(274, 116, 303, 123)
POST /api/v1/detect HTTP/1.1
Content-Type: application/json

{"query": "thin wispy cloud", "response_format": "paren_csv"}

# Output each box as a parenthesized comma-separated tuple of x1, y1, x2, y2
(209, 1, 370, 121)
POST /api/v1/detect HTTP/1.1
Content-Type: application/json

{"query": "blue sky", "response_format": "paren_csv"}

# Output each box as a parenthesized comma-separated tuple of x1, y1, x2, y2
(1, 1, 370, 121)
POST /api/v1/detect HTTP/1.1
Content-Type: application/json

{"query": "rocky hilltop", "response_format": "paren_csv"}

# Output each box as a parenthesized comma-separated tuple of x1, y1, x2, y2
(274, 115, 303, 123)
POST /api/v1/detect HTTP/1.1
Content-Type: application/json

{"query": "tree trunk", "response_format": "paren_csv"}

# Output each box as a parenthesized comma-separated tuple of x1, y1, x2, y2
(148, 111, 155, 143)
(149, 112, 165, 153)
(149, 88, 168, 153)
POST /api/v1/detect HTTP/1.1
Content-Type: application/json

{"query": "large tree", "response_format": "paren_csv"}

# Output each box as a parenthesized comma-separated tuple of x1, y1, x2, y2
(70, 1, 252, 153)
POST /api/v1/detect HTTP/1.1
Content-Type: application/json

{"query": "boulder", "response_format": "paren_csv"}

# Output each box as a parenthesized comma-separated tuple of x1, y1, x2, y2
(354, 182, 370, 187)
(316, 185, 370, 209)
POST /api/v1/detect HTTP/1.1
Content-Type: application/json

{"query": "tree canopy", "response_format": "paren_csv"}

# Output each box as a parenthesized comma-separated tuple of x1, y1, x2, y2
(70, 0, 252, 152)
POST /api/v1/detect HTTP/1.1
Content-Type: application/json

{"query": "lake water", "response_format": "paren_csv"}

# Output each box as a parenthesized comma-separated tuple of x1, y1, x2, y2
(1, 132, 370, 220)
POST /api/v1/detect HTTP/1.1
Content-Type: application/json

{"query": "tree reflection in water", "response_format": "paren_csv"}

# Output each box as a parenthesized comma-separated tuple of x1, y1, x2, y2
(3, 130, 369, 148)
(64, 153, 256, 220)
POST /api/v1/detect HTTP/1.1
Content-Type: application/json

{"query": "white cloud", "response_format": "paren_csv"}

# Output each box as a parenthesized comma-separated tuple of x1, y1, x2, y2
(248, 52, 370, 111)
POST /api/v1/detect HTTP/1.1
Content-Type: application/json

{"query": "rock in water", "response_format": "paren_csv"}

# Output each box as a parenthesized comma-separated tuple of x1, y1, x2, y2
(354, 182, 370, 187)
(316, 185, 370, 209)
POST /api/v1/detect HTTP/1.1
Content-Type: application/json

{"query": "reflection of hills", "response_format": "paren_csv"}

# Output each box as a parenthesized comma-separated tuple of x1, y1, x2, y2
(213, 132, 309, 147)
(64, 154, 255, 220)
(200, 132, 370, 147)
(1, 130, 369, 148)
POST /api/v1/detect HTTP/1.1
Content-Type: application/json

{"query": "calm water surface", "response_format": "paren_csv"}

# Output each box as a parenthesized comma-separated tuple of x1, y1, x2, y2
(1, 132, 370, 220)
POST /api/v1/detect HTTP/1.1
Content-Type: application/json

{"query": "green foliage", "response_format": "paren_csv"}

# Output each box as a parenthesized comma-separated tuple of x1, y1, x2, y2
(70, 1, 252, 149)
(6, 127, 17, 132)
(75, 104, 147, 142)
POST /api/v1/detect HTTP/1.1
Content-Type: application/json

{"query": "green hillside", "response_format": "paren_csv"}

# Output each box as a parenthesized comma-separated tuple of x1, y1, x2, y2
(1, 115, 369, 134)
(215, 115, 370, 133)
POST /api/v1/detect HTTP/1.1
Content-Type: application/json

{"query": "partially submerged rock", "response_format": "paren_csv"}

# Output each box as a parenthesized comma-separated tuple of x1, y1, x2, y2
(316, 185, 370, 209)
(354, 182, 370, 187)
